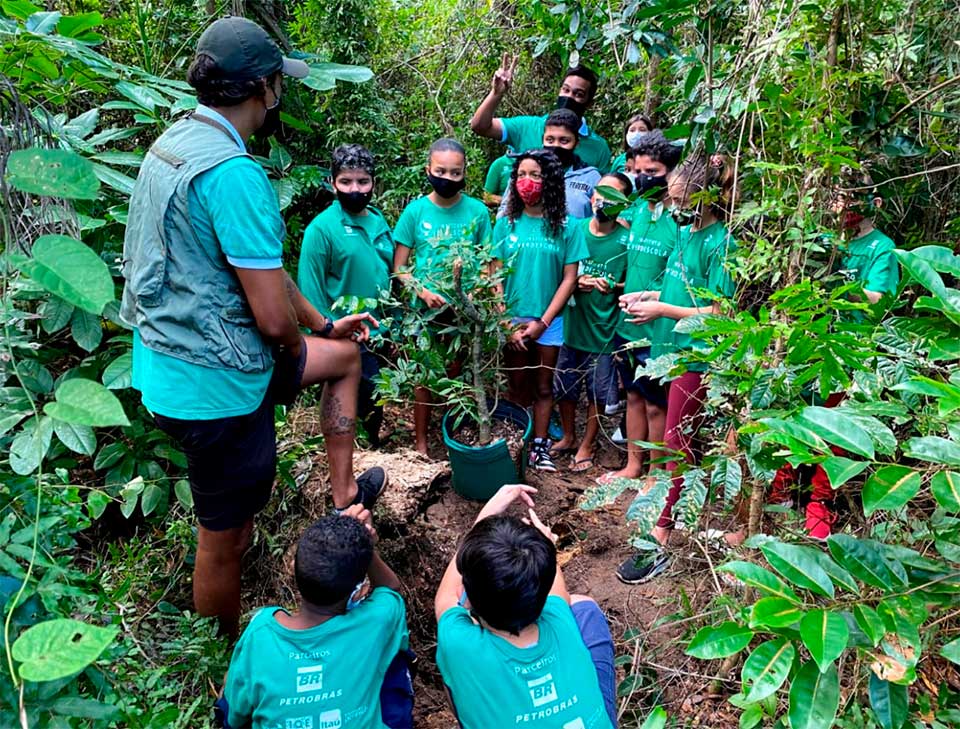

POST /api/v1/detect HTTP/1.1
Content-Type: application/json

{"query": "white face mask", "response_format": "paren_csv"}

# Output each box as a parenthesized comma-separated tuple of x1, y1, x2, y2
(626, 130, 648, 148)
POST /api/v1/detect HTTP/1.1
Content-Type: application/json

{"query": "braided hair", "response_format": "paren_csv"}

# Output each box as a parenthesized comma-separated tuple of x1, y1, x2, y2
(506, 149, 567, 239)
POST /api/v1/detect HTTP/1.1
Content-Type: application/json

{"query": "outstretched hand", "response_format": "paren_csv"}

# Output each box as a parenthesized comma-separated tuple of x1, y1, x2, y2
(475, 484, 537, 523)
(522, 509, 558, 544)
(492, 52, 519, 96)
(331, 312, 378, 343)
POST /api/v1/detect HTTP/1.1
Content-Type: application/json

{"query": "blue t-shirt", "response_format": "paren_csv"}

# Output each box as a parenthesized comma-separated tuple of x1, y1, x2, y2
(131, 107, 284, 420)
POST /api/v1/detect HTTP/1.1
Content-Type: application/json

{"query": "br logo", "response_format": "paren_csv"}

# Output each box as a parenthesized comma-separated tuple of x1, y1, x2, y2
(295, 664, 324, 694)
(527, 674, 559, 708)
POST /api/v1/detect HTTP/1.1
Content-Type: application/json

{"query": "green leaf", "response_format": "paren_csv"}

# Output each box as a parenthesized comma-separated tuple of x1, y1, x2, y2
(903, 436, 960, 466)
(819, 457, 869, 488)
(639, 707, 667, 729)
(749, 597, 804, 629)
(43, 378, 130, 427)
(50, 696, 120, 720)
(827, 534, 900, 589)
(25, 10, 60, 34)
(869, 674, 908, 729)
(854, 605, 885, 647)
(686, 621, 754, 659)
(719, 561, 800, 602)
(70, 308, 102, 352)
(2, 1, 41, 20)
(17, 235, 114, 315)
(12, 618, 117, 681)
(796, 406, 874, 458)
(4, 148, 99, 199)
(91, 162, 136, 195)
(742, 638, 794, 703)
(101, 351, 132, 390)
(86, 490, 109, 520)
(799, 610, 849, 672)
(52, 420, 96, 456)
(931, 471, 960, 512)
(788, 661, 839, 729)
(863, 466, 922, 516)
(174, 480, 193, 510)
(39, 295, 74, 334)
(941, 636, 960, 665)
(713, 456, 742, 506)
(808, 550, 859, 594)
(9, 416, 54, 475)
(302, 62, 374, 91)
(140, 483, 163, 517)
(760, 541, 835, 598)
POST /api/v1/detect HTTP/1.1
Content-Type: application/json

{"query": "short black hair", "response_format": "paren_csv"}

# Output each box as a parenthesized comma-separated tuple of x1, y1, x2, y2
(428, 137, 466, 163)
(563, 64, 599, 103)
(456, 515, 556, 635)
(631, 130, 682, 171)
(544, 108, 581, 137)
(187, 53, 276, 107)
(295, 514, 373, 607)
(331, 143, 376, 179)
(599, 171, 633, 196)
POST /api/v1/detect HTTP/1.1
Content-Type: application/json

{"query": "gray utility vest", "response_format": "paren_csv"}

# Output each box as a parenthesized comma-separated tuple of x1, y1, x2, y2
(120, 115, 274, 374)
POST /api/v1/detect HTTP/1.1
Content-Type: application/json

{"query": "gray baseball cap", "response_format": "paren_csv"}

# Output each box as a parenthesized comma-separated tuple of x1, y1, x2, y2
(196, 17, 309, 81)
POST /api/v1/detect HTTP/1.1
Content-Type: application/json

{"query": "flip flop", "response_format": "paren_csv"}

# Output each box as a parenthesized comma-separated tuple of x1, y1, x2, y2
(570, 457, 594, 473)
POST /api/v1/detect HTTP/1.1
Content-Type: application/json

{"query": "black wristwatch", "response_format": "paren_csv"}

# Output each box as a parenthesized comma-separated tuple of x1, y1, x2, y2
(312, 319, 334, 338)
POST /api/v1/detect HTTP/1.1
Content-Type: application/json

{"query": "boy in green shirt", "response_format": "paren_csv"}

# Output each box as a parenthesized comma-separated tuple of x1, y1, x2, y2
(483, 152, 514, 209)
(470, 53, 611, 171)
(299, 144, 395, 445)
(221, 505, 413, 729)
(552, 173, 632, 472)
(435, 485, 616, 729)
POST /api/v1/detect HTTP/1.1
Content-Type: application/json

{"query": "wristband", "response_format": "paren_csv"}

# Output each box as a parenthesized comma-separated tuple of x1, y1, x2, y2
(312, 319, 334, 338)
(537, 317, 550, 329)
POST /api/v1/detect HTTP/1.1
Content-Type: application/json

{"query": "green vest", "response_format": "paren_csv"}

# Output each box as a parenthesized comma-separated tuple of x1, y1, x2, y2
(119, 115, 275, 374)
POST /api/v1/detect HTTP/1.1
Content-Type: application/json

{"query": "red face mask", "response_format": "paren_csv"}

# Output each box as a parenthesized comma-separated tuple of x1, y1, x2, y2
(515, 177, 543, 206)
(843, 211, 865, 229)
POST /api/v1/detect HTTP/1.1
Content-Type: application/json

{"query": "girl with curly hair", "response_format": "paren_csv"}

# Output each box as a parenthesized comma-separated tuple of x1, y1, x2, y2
(493, 149, 588, 472)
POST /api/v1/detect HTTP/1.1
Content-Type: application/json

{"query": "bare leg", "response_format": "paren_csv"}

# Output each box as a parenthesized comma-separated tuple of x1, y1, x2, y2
(574, 402, 600, 463)
(555, 399, 578, 451)
(533, 345, 560, 440)
(194, 520, 253, 638)
(646, 400, 667, 468)
(610, 392, 648, 479)
(301, 337, 362, 509)
(414, 386, 432, 456)
(504, 347, 533, 407)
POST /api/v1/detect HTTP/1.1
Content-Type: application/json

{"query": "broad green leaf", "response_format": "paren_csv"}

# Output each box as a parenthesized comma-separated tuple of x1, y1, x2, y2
(819, 456, 868, 488)
(39, 295, 74, 334)
(862, 466, 922, 516)
(799, 610, 849, 671)
(742, 638, 794, 703)
(788, 661, 839, 729)
(739, 703, 763, 729)
(301, 62, 374, 91)
(719, 561, 801, 602)
(796, 406, 874, 458)
(903, 436, 960, 466)
(854, 605, 885, 647)
(17, 235, 114, 315)
(4, 148, 99, 199)
(43, 378, 130, 427)
(9, 416, 54, 475)
(91, 162, 136, 195)
(52, 420, 96, 456)
(50, 696, 120, 720)
(686, 621, 754, 659)
(101, 351, 132, 390)
(12, 618, 118, 681)
(869, 674, 908, 729)
(749, 597, 804, 629)
(931, 471, 960, 512)
(70, 308, 102, 352)
(25, 10, 60, 34)
(712, 456, 742, 506)
(174, 480, 193, 510)
(86, 491, 109, 520)
(140, 483, 163, 517)
(827, 534, 900, 589)
(941, 636, 960, 666)
(94, 442, 127, 470)
(761, 541, 835, 598)
(808, 550, 859, 594)
(639, 707, 667, 729)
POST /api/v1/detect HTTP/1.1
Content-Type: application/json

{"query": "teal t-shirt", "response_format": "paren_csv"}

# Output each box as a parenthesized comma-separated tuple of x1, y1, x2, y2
(224, 588, 408, 729)
(484, 154, 514, 196)
(393, 194, 492, 291)
(838, 228, 899, 295)
(652, 221, 736, 360)
(500, 114, 612, 172)
(563, 219, 629, 354)
(494, 213, 588, 318)
(617, 204, 678, 343)
(437, 596, 614, 729)
(298, 201, 394, 336)
(131, 153, 282, 420)
(609, 151, 627, 173)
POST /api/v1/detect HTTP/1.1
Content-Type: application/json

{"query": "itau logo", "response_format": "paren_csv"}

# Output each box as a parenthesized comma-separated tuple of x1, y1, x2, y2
(317, 709, 342, 729)
(527, 674, 559, 708)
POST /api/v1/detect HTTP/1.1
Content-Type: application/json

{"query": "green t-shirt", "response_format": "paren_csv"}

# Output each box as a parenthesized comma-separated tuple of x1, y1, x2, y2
(652, 221, 736, 360)
(838, 228, 899, 295)
(298, 201, 394, 336)
(437, 596, 614, 729)
(494, 213, 589, 319)
(393, 194, 492, 291)
(483, 154, 514, 196)
(563, 219, 630, 353)
(617, 204, 678, 343)
(131, 152, 282, 420)
(224, 588, 408, 729)
(500, 114, 612, 172)
(609, 151, 627, 173)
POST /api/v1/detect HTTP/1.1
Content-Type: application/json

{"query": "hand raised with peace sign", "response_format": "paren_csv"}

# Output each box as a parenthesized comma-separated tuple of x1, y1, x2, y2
(491, 52, 520, 97)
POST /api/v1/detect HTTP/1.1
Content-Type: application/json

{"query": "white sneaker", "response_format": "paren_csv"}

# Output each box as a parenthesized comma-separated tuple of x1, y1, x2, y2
(611, 426, 626, 445)
(604, 400, 626, 416)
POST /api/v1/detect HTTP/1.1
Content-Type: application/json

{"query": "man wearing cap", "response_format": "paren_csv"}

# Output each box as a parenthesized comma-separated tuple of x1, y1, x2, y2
(120, 17, 388, 637)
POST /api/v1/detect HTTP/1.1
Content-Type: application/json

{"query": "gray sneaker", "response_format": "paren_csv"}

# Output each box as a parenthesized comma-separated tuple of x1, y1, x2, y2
(616, 549, 671, 584)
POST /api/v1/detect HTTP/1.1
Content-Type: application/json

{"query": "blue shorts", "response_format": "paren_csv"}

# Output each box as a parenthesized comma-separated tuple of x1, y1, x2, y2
(554, 345, 615, 406)
(572, 600, 618, 729)
(613, 335, 668, 408)
(513, 316, 564, 347)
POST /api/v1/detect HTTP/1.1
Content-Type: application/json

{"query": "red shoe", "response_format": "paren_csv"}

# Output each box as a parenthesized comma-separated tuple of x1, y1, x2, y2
(805, 501, 834, 540)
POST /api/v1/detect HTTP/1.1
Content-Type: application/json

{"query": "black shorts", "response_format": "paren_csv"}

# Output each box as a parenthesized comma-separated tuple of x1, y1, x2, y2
(153, 340, 307, 531)
(612, 336, 668, 408)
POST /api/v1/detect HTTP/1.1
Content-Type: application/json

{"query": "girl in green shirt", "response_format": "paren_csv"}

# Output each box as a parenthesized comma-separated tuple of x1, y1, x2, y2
(617, 154, 737, 584)
(609, 113, 654, 173)
(494, 150, 588, 472)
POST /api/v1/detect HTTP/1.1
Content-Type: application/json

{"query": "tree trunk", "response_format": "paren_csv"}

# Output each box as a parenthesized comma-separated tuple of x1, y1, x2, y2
(472, 321, 492, 446)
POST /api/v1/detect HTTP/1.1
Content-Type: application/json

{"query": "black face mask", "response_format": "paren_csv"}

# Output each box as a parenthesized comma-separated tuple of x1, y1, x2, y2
(594, 204, 615, 224)
(671, 207, 697, 226)
(337, 189, 373, 214)
(427, 173, 466, 199)
(545, 145, 575, 168)
(258, 100, 282, 139)
(555, 94, 587, 121)
(636, 173, 668, 198)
